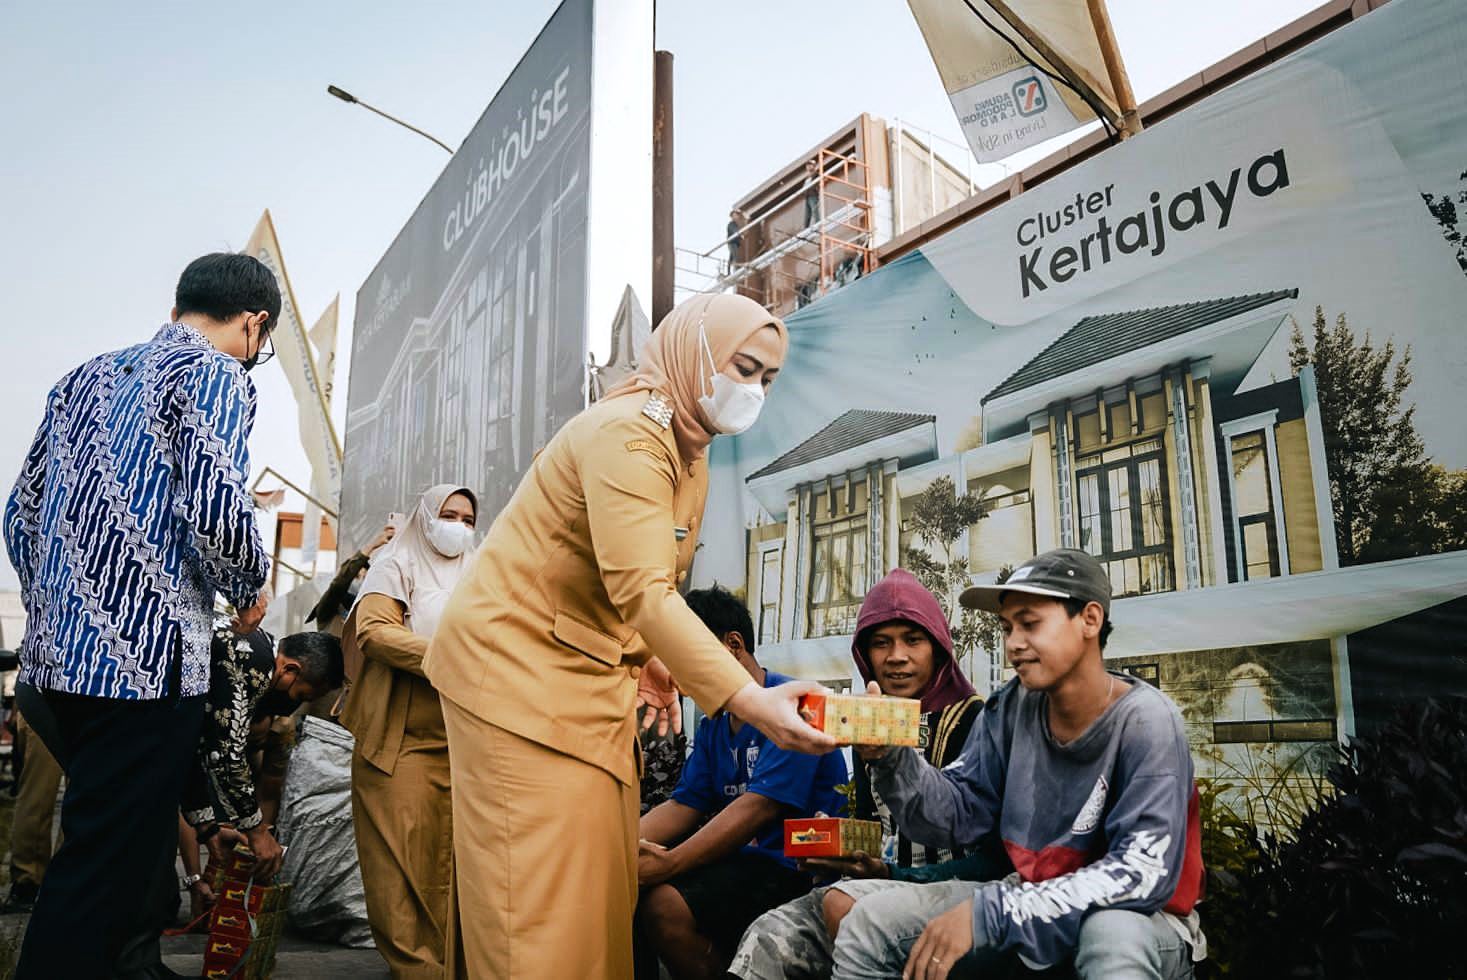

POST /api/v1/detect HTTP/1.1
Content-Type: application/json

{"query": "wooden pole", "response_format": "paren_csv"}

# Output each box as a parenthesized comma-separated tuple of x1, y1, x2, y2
(652, 50, 675, 327)
(250, 466, 337, 518)
(985, 0, 1121, 125)
(1085, 0, 1143, 137)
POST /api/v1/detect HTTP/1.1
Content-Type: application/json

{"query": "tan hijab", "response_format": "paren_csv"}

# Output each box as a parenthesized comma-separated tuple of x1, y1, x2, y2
(603, 293, 787, 461)
(358, 483, 478, 638)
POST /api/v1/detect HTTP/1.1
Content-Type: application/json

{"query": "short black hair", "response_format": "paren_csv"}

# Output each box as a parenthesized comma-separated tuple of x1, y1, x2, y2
(175, 253, 281, 332)
(684, 585, 756, 657)
(1060, 597, 1113, 650)
(280, 631, 344, 690)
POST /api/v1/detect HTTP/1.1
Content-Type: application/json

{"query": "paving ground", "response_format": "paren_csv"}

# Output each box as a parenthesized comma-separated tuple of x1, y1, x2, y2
(0, 786, 387, 979)
(161, 931, 388, 978)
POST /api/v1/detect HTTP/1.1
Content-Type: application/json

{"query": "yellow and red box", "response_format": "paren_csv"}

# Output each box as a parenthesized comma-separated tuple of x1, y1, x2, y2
(784, 817, 884, 859)
(798, 693, 921, 746)
(203, 901, 288, 979)
(201, 846, 290, 980)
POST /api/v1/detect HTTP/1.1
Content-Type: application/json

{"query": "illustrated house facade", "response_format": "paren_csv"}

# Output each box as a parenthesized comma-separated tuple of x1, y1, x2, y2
(739, 288, 1467, 820)
(977, 289, 1328, 594)
(745, 290, 1325, 648)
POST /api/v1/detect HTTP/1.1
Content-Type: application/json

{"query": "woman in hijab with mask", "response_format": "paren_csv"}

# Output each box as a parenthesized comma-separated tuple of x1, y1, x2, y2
(424, 293, 835, 979)
(341, 484, 477, 979)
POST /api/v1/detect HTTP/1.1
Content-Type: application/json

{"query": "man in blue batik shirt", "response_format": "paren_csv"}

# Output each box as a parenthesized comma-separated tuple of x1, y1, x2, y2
(636, 585, 849, 980)
(3, 252, 277, 980)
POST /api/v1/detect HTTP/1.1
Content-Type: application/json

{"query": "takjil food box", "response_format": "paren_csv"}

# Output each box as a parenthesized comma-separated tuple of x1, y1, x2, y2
(213, 881, 289, 917)
(203, 845, 291, 979)
(798, 693, 921, 746)
(784, 817, 883, 859)
(203, 903, 288, 980)
(218, 844, 258, 880)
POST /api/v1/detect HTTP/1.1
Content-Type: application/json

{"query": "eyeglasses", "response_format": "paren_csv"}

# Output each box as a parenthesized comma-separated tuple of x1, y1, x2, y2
(249, 313, 276, 366)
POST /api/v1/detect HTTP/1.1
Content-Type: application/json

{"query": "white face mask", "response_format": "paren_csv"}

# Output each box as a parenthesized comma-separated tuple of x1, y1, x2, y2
(696, 324, 765, 435)
(425, 518, 475, 558)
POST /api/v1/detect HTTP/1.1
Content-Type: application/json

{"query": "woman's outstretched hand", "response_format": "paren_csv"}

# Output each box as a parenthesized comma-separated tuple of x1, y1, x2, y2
(725, 679, 838, 754)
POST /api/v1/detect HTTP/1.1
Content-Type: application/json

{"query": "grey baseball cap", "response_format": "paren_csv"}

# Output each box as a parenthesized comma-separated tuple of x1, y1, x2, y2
(958, 548, 1112, 615)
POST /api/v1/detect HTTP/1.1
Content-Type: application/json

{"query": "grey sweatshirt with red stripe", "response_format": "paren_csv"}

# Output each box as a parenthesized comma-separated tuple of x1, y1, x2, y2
(869, 672, 1203, 968)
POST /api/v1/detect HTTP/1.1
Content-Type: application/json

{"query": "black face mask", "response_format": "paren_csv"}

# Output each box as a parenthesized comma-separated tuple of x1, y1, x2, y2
(254, 688, 299, 719)
(240, 321, 274, 374)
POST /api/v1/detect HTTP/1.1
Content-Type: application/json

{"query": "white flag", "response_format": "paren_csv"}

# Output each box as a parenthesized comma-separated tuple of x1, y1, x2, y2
(588, 285, 650, 401)
(907, 0, 1117, 163)
(301, 297, 340, 565)
(244, 210, 342, 567)
(309, 295, 339, 411)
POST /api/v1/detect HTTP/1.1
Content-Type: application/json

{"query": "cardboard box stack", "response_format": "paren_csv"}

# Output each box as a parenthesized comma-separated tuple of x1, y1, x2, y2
(202, 846, 291, 980)
(797, 693, 921, 746)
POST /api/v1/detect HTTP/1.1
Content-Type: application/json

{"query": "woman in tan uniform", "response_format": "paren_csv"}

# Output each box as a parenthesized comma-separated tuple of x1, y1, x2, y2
(341, 484, 477, 978)
(424, 293, 836, 978)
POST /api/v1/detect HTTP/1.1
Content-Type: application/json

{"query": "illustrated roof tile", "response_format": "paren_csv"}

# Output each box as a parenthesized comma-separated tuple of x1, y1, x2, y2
(982, 289, 1298, 404)
(747, 409, 936, 481)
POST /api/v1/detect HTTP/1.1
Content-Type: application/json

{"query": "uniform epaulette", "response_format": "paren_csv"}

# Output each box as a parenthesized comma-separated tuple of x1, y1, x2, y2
(641, 393, 674, 429)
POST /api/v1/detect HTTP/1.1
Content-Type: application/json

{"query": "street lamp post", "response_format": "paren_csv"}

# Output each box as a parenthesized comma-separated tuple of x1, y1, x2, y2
(326, 85, 454, 155)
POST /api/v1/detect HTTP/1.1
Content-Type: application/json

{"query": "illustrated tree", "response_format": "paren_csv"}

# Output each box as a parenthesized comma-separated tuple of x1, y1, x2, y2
(1287, 307, 1458, 564)
(1400, 172, 1467, 556)
(1358, 463, 1467, 561)
(1421, 169, 1467, 275)
(962, 562, 1015, 692)
(898, 476, 1003, 688)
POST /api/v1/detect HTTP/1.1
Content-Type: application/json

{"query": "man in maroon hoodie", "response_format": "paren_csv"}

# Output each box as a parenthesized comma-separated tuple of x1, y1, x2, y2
(729, 569, 996, 980)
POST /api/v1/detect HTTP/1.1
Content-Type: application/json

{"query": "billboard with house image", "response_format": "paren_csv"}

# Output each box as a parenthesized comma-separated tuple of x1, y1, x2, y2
(694, 0, 1467, 831)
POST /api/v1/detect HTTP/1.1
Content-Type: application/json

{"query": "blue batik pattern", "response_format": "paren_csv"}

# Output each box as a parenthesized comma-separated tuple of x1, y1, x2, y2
(3, 323, 269, 699)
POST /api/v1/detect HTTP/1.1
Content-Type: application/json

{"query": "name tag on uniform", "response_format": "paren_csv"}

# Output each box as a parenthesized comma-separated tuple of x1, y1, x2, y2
(674, 526, 689, 541)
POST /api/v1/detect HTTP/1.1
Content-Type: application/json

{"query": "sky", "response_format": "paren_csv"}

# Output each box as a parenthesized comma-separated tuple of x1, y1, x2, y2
(0, 0, 1326, 590)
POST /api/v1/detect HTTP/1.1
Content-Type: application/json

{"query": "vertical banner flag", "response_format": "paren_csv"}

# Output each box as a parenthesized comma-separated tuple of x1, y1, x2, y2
(309, 295, 340, 410)
(244, 210, 343, 567)
(907, 0, 1117, 163)
(299, 296, 340, 563)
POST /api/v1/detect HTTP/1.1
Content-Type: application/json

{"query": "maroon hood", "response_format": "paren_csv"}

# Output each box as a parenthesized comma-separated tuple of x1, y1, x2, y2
(852, 569, 977, 713)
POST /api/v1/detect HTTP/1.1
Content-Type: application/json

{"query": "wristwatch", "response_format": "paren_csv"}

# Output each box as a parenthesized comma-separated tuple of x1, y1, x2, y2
(181, 873, 204, 890)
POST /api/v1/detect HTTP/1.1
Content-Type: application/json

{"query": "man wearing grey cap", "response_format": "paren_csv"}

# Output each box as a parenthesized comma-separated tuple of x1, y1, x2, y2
(824, 548, 1207, 980)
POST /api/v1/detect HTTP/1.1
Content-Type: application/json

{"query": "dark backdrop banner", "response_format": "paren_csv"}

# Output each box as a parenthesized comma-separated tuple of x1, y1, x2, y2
(341, 0, 593, 551)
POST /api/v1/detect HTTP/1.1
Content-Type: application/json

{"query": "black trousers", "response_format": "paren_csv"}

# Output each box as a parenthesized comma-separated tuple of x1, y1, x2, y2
(15, 682, 205, 980)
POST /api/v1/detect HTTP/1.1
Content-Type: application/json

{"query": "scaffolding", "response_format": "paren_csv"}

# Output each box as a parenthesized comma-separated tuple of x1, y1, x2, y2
(813, 146, 876, 296)
(675, 145, 877, 315)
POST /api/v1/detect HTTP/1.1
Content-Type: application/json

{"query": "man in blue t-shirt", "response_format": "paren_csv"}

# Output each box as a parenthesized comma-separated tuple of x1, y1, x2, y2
(636, 586, 849, 979)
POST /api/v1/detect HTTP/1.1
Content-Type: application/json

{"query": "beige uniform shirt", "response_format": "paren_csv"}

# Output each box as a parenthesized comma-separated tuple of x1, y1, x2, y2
(424, 390, 750, 786)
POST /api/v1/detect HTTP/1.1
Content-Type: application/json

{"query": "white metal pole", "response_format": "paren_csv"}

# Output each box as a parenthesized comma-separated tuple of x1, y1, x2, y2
(892, 121, 905, 235)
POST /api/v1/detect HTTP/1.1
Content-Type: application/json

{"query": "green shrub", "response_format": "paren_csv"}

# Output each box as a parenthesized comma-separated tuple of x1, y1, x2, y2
(1194, 779, 1261, 977)
(1204, 697, 1466, 978)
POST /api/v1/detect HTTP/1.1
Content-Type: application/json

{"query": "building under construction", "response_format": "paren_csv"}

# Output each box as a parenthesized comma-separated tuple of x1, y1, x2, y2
(676, 113, 975, 318)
